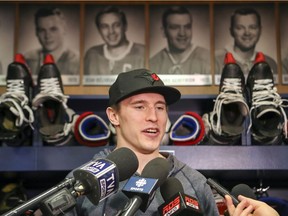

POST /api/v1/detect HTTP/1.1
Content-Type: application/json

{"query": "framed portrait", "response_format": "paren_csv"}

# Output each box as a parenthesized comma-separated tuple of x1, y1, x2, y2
(214, 3, 278, 85)
(17, 3, 81, 85)
(83, 4, 146, 85)
(280, 2, 288, 84)
(149, 4, 211, 86)
(0, 3, 15, 86)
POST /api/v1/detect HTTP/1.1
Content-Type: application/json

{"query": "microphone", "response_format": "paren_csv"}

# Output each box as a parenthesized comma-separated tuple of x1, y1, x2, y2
(225, 184, 256, 216)
(3, 147, 138, 216)
(72, 147, 139, 206)
(207, 178, 239, 206)
(158, 177, 203, 216)
(231, 184, 256, 200)
(119, 157, 170, 216)
(207, 179, 257, 216)
(3, 178, 76, 216)
(39, 147, 138, 216)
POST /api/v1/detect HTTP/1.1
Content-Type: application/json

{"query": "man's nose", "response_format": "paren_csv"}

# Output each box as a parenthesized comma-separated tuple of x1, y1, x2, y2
(146, 108, 158, 122)
(178, 27, 186, 35)
(108, 26, 116, 34)
(244, 28, 251, 35)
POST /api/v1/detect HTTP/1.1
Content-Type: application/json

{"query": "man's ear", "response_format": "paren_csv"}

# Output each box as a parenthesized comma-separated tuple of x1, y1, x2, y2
(106, 107, 120, 126)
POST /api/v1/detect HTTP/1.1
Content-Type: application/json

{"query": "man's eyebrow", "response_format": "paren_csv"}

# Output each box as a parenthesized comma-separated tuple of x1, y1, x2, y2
(129, 99, 145, 105)
(129, 100, 166, 105)
(156, 101, 167, 105)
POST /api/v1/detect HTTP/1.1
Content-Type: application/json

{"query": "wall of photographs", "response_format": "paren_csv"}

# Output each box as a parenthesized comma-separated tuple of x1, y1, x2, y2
(0, 1, 288, 95)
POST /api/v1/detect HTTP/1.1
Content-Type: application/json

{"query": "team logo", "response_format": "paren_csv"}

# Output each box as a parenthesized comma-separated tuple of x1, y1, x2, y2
(136, 71, 160, 85)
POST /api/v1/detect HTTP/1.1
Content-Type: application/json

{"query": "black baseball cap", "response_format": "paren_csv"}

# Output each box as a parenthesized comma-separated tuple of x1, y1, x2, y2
(109, 69, 181, 106)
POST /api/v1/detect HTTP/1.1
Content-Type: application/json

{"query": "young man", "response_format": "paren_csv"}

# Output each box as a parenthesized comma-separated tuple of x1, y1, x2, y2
(24, 7, 79, 76)
(215, 7, 277, 77)
(84, 6, 145, 75)
(149, 6, 210, 75)
(64, 69, 219, 215)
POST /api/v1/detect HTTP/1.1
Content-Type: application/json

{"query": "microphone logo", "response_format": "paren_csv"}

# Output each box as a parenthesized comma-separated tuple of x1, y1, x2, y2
(123, 176, 158, 193)
(162, 196, 181, 216)
(136, 178, 147, 187)
(185, 196, 200, 210)
(74, 159, 119, 203)
(159, 192, 203, 216)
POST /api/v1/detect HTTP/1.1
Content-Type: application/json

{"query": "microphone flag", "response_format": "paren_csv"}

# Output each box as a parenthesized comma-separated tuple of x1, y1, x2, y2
(73, 158, 119, 205)
(122, 176, 158, 211)
(158, 192, 203, 216)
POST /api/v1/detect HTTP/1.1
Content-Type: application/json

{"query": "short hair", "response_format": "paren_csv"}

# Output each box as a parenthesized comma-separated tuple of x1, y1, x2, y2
(230, 8, 261, 29)
(162, 6, 192, 29)
(34, 7, 65, 27)
(95, 6, 127, 29)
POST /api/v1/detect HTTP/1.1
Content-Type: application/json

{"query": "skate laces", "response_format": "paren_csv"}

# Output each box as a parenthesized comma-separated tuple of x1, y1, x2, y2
(33, 77, 68, 108)
(248, 78, 288, 137)
(211, 77, 246, 135)
(40, 77, 67, 98)
(1, 79, 34, 128)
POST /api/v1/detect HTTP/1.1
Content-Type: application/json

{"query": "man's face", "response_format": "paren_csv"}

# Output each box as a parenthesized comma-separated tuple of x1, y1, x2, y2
(163, 13, 192, 52)
(36, 15, 66, 52)
(98, 12, 126, 47)
(230, 14, 261, 51)
(114, 93, 167, 154)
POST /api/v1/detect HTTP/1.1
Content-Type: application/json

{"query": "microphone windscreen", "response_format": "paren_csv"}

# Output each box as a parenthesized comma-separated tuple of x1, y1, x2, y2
(107, 147, 139, 181)
(231, 184, 256, 200)
(141, 157, 170, 187)
(160, 177, 184, 202)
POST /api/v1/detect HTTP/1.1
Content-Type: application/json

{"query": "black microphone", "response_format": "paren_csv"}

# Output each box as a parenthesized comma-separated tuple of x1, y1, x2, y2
(207, 179, 256, 216)
(39, 147, 139, 216)
(222, 184, 256, 216)
(3, 147, 138, 216)
(231, 184, 256, 200)
(119, 157, 170, 216)
(207, 178, 239, 206)
(2, 179, 76, 216)
(158, 177, 203, 216)
(72, 147, 139, 205)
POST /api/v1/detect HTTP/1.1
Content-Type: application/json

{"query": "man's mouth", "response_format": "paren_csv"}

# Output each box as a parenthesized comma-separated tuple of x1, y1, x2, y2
(177, 38, 187, 43)
(108, 35, 118, 41)
(45, 41, 54, 46)
(241, 37, 253, 42)
(144, 128, 159, 134)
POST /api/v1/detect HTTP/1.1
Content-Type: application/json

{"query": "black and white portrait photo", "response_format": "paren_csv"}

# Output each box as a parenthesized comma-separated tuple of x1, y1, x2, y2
(17, 4, 80, 85)
(149, 4, 211, 86)
(83, 4, 146, 85)
(0, 4, 15, 85)
(214, 3, 278, 84)
(280, 2, 288, 84)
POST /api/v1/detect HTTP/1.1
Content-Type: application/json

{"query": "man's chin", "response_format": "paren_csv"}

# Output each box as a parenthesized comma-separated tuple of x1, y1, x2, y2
(142, 143, 160, 153)
(171, 46, 188, 53)
(107, 41, 121, 47)
(43, 47, 57, 53)
(142, 148, 159, 155)
(237, 42, 256, 52)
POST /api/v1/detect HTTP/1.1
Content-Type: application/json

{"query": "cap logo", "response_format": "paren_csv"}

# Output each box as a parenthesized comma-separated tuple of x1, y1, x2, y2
(136, 72, 160, 85)
(151, 73, 160, 81)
